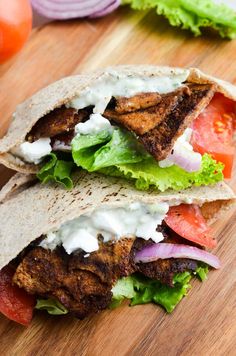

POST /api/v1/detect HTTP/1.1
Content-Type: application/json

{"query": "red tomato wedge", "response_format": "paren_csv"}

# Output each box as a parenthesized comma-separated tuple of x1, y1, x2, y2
(165, 204, 216, 249)
(191, 93, 235, 179)
(0, 266, 35, 326)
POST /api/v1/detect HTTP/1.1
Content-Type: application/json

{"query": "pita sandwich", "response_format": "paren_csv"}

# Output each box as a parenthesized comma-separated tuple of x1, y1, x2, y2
(0, 65, 235, 192)
(0, 171, 235, 325)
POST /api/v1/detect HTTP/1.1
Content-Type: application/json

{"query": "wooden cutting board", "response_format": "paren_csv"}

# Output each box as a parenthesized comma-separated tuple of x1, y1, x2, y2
(0, 7, 236, 356)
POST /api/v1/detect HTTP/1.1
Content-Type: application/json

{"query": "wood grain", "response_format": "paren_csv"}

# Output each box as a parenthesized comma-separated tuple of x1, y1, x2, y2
(0, 7, 236, 356)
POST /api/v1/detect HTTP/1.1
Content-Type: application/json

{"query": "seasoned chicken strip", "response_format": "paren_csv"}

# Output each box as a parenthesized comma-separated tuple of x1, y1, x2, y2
(69, 238, 134, 284)
(27, 107, 91, 142)
(139, 83, 215, 160)
(112, 92, 162, 114)
(13, 247, 113, 319)
(105, 84, 215, 160)
(104, 91, 180, 136)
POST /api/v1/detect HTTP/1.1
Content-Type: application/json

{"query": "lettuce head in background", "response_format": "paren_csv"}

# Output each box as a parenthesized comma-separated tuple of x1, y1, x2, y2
(122, 0, 236, 38)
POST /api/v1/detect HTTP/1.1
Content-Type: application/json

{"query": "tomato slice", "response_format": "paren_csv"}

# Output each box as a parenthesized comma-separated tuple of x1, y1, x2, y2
(191, 93, 235, 179)
(165, 204, 216, 249)
(0, 266, 35, 326)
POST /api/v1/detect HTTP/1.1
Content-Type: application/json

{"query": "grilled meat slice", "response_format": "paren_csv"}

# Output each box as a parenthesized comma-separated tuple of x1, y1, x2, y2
(13, 247, 68, 295)
(110, 92, 162, 114)
(59, 271, 112, 318)
(104, 91, 179, 136)
(137, 258, 197, 286)
(105, 83, 215, 161)
(27, 107, 91, 142)
(140, 83, 215, 160)
(13, 239, 134, 318)
(69, 238, 134, 284)
(13, 247, 113, 319)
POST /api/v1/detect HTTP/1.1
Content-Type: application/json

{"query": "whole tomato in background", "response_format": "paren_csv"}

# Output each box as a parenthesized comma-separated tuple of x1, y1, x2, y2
(0, 0, 32, 63)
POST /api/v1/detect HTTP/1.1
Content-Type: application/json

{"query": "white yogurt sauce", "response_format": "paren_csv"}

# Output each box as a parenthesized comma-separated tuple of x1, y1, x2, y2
(40, 202, 169, 254)
(69, 70, 189, 114)
(11, 138, 52, 164)
(75, 113, 114, 136)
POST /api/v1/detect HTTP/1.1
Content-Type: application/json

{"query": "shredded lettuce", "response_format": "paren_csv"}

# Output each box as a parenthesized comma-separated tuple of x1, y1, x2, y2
(37, 153, 74, 189)
(122, 0, 236, 39)
(35, 298, 68, 315)
(111, 267, 209, 313)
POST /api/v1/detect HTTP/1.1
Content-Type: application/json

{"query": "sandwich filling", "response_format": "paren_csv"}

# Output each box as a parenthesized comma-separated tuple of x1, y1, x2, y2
(1, 200, 220, 324)
(10, 73, 235, 191)
(40, 202, 169, 254)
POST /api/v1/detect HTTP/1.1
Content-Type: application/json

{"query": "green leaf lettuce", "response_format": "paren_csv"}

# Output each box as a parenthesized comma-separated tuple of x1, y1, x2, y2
(37, 153, 74, 189)
(122, 0, 236, 39)
(111, 267, 209, 313)
(38, 128, 224, 191)
(101, 154, 224, 191)
(35, 298, 68, 315)
(72, 129, 148, 171)
(71, 128, 223, 192)
(35, 268, 209, 316)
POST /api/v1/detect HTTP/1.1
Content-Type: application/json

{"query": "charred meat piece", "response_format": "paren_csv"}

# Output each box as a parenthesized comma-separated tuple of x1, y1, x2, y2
(13, 247, 113, 319)
(60, 271, 112, 318)
(110, 92, 162, 114)
(13, 247, 69, 295)
(27, 107, 91, 142)
(13, 239, 134, 319)
(104, 91, 179, 136)
(69, 238, 134, 284)
(137, 258, 197, 286)
(105, 83, 215, 161)
(139, 83, 215, 160)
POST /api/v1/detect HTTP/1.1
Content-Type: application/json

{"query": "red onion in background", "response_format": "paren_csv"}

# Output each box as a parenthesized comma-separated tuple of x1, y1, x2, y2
(90, 0, 120, 18)
(31, 0, 121, 20)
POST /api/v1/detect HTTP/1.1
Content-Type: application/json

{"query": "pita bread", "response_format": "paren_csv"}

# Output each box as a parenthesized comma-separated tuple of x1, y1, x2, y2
(0, 171, 235, 269)
(0, 65, 235, 173)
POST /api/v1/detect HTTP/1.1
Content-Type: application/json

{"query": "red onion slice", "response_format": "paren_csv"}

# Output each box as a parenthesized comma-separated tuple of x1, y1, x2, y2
(90, 0, 120, 18)
(159, 128, 202, 173)
(134, 243, 221, 269)
(31, 0, 120, 19)
(159, 146, 202, 172)
(170, 147, 202, 172)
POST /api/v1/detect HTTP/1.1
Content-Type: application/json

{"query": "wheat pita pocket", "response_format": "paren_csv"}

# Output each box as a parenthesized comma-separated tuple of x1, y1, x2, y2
(0, 65, 235, 173)
(0, 171, 235, 270)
